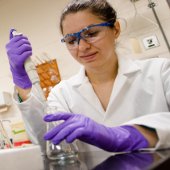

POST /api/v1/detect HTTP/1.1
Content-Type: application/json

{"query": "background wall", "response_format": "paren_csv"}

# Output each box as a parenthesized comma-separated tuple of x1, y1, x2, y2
(0, 0, 170, 120)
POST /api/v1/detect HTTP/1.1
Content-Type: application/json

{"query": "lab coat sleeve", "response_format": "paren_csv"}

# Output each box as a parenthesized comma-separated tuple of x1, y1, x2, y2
(123, 59, 170, 150)
(14, 91, 46, 149)
(14, 82, 70, 145)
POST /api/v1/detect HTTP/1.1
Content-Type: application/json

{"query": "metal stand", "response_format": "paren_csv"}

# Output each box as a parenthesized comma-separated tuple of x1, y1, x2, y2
(148, 0, 170, 52)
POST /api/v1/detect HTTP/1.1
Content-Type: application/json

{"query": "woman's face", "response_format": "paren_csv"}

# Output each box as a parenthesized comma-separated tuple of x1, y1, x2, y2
(62, 10, 120, 70)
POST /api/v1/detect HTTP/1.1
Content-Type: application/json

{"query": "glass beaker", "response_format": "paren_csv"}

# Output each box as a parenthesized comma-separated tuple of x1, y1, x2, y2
(45, 106, 78, 164)
(48, 158, 88, 170)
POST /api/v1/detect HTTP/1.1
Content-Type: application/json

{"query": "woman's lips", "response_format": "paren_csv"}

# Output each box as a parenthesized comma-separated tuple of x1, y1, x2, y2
(80, 52, 97, 62)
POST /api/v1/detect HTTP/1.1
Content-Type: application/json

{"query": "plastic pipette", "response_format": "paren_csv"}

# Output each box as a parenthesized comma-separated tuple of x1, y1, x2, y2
(12, 30, 46, 104)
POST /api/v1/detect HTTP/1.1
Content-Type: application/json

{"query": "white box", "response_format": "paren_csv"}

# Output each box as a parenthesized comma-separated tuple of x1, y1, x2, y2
(0, 91, 12, 110)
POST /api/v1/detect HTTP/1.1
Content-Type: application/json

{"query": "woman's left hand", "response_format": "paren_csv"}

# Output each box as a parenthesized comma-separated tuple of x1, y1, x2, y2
(43, 112, 149, 152)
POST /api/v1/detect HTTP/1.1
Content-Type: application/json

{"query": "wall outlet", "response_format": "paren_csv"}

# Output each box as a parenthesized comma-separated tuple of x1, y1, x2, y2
(142, 35, 160, 50)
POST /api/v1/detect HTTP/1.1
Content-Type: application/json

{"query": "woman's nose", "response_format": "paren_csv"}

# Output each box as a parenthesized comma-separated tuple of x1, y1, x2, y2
(78, 38, 91, 51)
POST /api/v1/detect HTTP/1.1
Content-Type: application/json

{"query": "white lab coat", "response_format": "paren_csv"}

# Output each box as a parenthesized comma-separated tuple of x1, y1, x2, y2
(16, 56, 170, 152)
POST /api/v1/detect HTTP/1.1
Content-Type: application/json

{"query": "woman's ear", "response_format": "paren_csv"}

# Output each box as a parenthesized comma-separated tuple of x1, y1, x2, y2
(113, 21, 121, 39)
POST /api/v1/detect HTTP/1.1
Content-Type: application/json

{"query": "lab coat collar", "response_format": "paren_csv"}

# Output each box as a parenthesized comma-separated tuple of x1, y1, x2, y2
(70, 55, 141, 87)
(68, 56, 142, 114)
(118, 55, 141, 76)
(69, 66, 88, 86)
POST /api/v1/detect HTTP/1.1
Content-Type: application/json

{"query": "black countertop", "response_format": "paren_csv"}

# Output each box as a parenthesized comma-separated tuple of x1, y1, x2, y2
(0, 146, 170, 170)
(44, 149, 170, 170)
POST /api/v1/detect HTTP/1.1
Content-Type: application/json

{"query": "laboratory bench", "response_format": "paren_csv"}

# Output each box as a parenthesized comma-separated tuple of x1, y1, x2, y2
(0, 145, 170, 170)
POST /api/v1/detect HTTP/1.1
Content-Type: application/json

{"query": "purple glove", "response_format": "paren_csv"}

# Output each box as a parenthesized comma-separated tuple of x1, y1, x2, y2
(43, 112, 149, 152)
(5, 29, 32, 89)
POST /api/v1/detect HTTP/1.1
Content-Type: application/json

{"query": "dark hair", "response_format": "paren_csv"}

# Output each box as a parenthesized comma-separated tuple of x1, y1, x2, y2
(60, 0, 117, 34)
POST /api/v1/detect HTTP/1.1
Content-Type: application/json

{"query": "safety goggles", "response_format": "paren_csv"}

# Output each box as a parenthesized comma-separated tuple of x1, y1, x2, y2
(61, 21, 114, 50)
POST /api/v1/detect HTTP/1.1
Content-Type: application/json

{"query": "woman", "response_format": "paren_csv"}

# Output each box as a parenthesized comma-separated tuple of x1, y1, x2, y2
(6, 0, 170, 152)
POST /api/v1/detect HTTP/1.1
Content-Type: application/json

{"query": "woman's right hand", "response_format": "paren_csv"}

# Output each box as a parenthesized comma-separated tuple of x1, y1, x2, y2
(6, 29, 32, 89)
